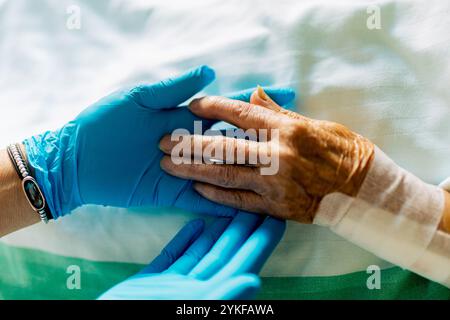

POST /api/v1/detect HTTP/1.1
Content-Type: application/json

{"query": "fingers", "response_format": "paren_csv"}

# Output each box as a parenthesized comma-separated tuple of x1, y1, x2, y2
(165, 218, 232, 275)
(250, 87, 305, 121)
(139, 219, 205, 274)
(153, 173, 238, 217)
(227, 87, 295, 107)
(160, 134, 273, 166)
(194, 182, 267, 214)
(160, 156, 265, 193)
(131, 65, 215, 109)
(213, 87, 295, 131)
(213, 217, 286, 280)
(156, 86, 296, 138)
(188, 212, 263, 280)
(207, 274, 261, 300)
(250, 86, 283, 112)
(189, 96, 281, 130)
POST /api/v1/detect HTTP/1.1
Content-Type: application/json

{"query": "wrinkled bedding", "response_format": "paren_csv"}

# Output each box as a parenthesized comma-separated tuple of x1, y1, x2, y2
(1, 0, 449, 298)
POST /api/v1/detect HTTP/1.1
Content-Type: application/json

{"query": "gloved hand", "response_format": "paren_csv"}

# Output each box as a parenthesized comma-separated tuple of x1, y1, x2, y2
(98, 211, 286, 300)
(23, 66, 295, 219)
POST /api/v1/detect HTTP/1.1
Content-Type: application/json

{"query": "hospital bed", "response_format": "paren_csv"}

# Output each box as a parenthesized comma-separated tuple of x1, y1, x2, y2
(0, 0, 449, 299)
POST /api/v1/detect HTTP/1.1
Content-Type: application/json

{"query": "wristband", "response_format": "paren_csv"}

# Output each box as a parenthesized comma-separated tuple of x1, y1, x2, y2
(7, 143, 52, 223)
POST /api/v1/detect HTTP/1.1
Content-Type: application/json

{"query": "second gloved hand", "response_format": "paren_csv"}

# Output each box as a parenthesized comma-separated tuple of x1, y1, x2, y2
(99, 212, 286, 300)
(23, 66, 295, 219)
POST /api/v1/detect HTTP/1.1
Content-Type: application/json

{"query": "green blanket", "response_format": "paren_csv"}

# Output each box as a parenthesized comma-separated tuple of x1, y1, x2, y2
(1, 243, 448, 300)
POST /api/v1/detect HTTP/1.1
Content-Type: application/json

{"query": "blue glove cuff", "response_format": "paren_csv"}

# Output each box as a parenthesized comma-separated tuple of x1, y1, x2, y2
(23, 123, 83, 219)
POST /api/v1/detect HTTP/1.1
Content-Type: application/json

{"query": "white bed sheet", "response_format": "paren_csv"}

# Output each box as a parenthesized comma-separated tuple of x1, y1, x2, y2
(1, 0, 449, 277)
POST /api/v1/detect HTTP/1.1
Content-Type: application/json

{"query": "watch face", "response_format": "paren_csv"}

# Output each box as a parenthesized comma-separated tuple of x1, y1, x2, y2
(22, 177, 45, 211)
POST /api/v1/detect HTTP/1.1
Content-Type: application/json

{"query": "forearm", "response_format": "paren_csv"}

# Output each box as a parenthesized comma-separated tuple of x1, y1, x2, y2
(315, 147, 450, 287)
(0, 147, 40, 237)
(158, 89, 450, 285)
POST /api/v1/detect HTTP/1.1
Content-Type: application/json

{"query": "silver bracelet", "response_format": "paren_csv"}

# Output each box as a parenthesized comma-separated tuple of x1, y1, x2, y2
(7, 144, 51, 224)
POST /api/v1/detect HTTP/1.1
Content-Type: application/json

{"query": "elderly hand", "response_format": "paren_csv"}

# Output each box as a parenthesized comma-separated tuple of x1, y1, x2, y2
(160, 87, 375, 223)
(23, 67, 295, 219)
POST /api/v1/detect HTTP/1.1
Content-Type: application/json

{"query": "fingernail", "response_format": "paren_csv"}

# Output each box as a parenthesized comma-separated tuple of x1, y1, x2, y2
(188, 97, 200, 109)
(158, 140, 166, 152)
(257, 85, 270, 102)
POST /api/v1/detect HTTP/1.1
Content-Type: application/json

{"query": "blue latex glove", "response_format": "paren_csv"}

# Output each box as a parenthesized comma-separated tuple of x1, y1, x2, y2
(23, 66, 295, 219)
(99, 212, 286, 300)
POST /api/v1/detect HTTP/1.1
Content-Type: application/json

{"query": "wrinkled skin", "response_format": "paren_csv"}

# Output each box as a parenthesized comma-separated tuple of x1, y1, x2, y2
(24, 65, 295, 219)
(160, 87, 375, 223)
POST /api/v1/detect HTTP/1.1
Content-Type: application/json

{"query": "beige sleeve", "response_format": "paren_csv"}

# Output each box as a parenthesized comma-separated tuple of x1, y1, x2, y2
(313, 147, 450, 287)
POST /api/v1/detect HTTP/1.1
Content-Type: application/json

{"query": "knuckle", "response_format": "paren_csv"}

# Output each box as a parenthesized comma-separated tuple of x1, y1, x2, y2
(217, 166, 236, 187)
(208, 185, 224, 201)
(249, 168, 265, 193)
(233, 101, 253, 121)
(232, 191, 247, 206)
(285, 120, 305, 139)
(278, 145, 298, 166)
